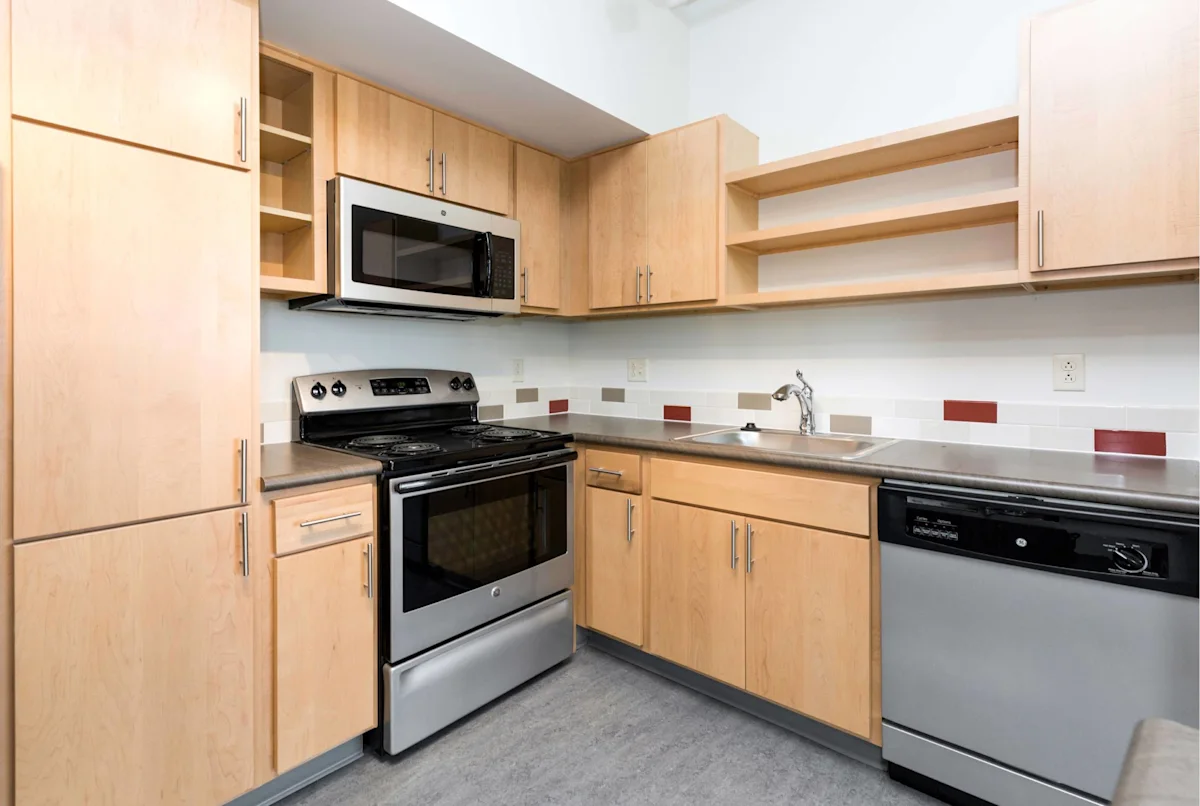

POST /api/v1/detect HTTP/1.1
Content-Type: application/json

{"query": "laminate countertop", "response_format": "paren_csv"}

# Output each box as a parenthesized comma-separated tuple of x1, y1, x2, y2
(1112, 719, 1199, 805)
(261, 442, 382, 492)
(499, 414, 1200, 515)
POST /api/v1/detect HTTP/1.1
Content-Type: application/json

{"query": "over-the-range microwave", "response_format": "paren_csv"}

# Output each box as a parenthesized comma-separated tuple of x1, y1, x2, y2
(291, 176, 520, 320)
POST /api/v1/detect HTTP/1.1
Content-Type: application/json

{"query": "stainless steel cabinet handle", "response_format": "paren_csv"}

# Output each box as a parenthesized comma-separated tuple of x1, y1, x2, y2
(626, 498, 635, 542)
(730, 520, 739, 569)
(238, 438, 248, 504)
(636, 266, 643, 304)
(427, 149, 435, 193)
(646, 265, 653, 302)
(521, 267, 528, 303)
(365, 542, 374, 599)
(440, 152, 447, 196)
(1036, 210, 1045, 268)
(299, 511, 362, 528)
(240, 511, 250, 577)
(588, 467, 624, 478)
(746, 521, 754, 573)
(238, 97, 247, 163)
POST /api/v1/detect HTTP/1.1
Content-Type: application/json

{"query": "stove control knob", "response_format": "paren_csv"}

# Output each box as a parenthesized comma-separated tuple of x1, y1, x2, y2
(462, 376, 475, 391)
(310, 382, 327, 400)
(1111, 546, 1149, 574)
(449, 377, 462, 391)
(331, 380, 347, 397)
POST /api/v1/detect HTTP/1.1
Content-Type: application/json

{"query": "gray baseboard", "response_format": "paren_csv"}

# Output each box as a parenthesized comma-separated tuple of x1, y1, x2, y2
(584, 629, 885, 771)
(224, 736, 363, 806)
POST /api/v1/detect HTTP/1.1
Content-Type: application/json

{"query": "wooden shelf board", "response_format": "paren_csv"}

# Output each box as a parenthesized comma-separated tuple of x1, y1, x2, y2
(261, 56, 311, 100)
(725, 270, 1022, 309)
(260, 124, 311, 163)
(726, 106, 1019, 198)
(726, 188, 1019, 255)
(260, 206, 313, 234)
(260, 273, 322, 297)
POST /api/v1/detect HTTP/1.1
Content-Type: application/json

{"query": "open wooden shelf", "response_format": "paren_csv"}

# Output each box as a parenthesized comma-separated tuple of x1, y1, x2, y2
(260, 124, 312, 163)
(726, 188, 1019, 255)
(725, 269, 1022, 309)
(726, 106, 1019, 199)
(261, 273, 323, 296)
(260, 205, 313, 234)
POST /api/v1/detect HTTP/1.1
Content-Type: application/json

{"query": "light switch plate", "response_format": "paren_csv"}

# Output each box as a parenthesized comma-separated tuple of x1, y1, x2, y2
(1053, 353, 1085, 391)
(512, 359, 525, 383)
(627, 358, 648, 383)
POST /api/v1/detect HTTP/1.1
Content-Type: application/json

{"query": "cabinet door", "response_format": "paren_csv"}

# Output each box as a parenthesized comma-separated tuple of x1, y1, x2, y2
(276, 536, 377, 773)
(648, 501, 746, 688)
(586, 488, 644, 645)
(13, 0, 254, 168)
(13, 122, 253, 540)
(434, 112, 514, 215)
(646, 120, 719, 304)
(335, 74, 434, 194)
(1029, 0, 1199, 271)
(15, 509, 254, 805)
(515, 144, 563, 309)
(588, 141, 647, 309)
(746, 520, 871, 738)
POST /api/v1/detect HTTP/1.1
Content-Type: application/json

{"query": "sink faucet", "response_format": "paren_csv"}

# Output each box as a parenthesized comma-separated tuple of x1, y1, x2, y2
(772, 371, 815, 435)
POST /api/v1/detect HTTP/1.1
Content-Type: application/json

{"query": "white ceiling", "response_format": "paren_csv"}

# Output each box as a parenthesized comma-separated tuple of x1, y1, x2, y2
(260, 0, 648, 158)
(664, 0, 761, 26)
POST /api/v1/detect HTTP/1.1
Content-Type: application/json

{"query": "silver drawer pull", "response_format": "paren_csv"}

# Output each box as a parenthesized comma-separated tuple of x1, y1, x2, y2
(588, 467, 624, 478)
(299, 511, 362, 528)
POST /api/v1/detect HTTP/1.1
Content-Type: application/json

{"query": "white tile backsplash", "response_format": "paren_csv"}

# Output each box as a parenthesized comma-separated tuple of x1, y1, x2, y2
(1058, 405, 1127, 430)
(1029, 426, 1095, 453)
(967, 422, 1032, 448)
(1166, 432, 1200, 460)
(1127, 407, 1200, 434)
(997, 402, 1059, 426)
(894, 398, 943, 420)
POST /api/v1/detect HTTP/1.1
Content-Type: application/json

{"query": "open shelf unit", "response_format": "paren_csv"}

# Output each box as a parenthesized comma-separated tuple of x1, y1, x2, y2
(261, 205, 313, 234)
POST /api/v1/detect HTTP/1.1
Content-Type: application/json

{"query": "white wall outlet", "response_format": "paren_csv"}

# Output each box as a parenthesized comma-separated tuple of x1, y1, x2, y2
(627, 358, 649, 383)
(512, 359, 525, 383)
(1053, 353, 1085, 391)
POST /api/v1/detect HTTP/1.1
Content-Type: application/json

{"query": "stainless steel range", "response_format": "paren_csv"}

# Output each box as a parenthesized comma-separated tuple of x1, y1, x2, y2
(295, 369, 576, 755)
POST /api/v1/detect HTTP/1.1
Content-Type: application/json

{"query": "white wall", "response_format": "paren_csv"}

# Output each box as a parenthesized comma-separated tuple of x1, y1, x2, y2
(392, 0, 691, 135)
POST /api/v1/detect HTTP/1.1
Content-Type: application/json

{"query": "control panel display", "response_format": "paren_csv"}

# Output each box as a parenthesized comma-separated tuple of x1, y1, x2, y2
(370, 376, 431, 396)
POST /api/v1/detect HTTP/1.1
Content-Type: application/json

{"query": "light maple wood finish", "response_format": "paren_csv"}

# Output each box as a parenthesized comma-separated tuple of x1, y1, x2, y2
(0, 0, 13, 797)
(589, 141, 648, 309)
(275, 536, 377, 773)
(514, 144, 563, 309)
(260, 124, 311, 163)
(261, 205, 313, 233)
(335, 74, 433, 196)
(1027, 0, 1198, 273)
(650, 458, 872, 536)
(273, 482, 375, 555)
(15, 509, 254, 805)
(434, 112, 514, 215)
(560, 159, 591, 316)
(646, 119, 719, 305)
(724, 269, 1021, 309)
(13, 0, 254, 168)
(727, 106, 1019, 199)
(571, 449, 588, 627)
(719, 116, 762, 299)
(648, 500, 745, 688)
(745, 519, 872, 739)
(12, 122, 253, 540)
(586, 488, 644, 645)
(584, 448, 642, 494)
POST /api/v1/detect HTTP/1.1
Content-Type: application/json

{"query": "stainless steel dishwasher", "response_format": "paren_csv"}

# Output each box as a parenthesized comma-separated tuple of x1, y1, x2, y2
(879, 481, 1198, 806)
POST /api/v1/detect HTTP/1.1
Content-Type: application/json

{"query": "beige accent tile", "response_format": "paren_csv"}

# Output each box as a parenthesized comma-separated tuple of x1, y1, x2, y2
(478, 405, 505, 421)
(829, 414, 872, 435)
(515, 388, 539, 403)
(737, 392, 774, 411)
(601, 387, 626, 403)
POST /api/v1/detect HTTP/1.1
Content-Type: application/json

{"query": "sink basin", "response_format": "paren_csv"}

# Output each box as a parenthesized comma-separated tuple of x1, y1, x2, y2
(676, 428, 897, 459)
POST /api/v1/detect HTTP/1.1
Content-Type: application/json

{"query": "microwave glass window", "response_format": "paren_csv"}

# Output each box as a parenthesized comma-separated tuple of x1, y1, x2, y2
(352, 205, 483, 296)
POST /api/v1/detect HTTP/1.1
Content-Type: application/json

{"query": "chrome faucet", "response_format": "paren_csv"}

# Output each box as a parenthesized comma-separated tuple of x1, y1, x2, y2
(772, 371, 815, 435)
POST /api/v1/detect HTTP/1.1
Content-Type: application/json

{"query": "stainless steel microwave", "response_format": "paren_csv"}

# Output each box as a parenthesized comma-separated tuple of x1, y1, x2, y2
(291, 176, 520, 320)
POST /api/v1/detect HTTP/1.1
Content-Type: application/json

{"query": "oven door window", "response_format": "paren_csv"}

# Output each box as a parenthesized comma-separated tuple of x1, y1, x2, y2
(351, 204, 486, 297)
(401, 466, 569, 612)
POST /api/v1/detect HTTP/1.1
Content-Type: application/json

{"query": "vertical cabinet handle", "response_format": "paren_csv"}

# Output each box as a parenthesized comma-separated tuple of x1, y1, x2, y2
(238, 97, 248, 163)
(636, 267, 643, 304)
(626, 498, 635, 542)
(365, 542, 374, 599)
(746, 521, 754, 573)
(1036, 210, 1045, 268)
(646, 264, 653, 303)
(239, 511, 250, 578)
(427, 149, 435, 193)
(730, 520, 739, 569)
(521, 267, 528, 303)
(238, 438, 248, 505)
(440, 152, 448, 196)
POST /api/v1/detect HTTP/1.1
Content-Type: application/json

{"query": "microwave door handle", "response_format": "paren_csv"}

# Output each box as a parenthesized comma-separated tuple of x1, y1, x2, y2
(484, 231, 495, 297)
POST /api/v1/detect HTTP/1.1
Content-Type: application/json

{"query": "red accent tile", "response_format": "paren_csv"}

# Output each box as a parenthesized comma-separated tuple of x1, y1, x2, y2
(1094, 430, 1167, 457)
(549, 399, 568, 414)
(943, 400, 998, 423)
(663, 405, 692, 422)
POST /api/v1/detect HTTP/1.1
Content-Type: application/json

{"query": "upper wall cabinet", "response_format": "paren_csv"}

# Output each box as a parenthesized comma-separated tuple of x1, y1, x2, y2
(434, 112, 514, 216)
(13, 0, 255, 168)
(589, 141, 648, 309)
(515, 144, 564, 309)
(1027, 0, 1199, 273)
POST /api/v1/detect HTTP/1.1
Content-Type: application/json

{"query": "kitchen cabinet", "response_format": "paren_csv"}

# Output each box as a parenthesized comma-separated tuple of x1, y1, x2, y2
(12, 121, 253, 540)
(275, 535, 377, 773)
(586, 487, 644, 645)
(335, 74, 434, 196)
(514, 144, 563, 309)
(588, 141, 648, 309)
(434, 112, 513, 216)
(745, 519, 872, 738)
(13, 0, 255, 168)
(1027, 0, 1198, 273)
(14, 508, 254, 805)
(648, 501, 746, 688)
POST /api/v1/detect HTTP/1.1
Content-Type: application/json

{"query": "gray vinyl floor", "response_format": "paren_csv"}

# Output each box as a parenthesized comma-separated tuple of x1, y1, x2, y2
(280, 647, 941, 806)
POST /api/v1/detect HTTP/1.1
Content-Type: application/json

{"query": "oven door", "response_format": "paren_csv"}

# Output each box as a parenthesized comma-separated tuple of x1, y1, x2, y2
(387, 451, 574, 661)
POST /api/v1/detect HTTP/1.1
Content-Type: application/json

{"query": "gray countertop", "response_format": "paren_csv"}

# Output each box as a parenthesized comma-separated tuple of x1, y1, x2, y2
(499, 414, 1200, 514)
(261, 442, 382, 492)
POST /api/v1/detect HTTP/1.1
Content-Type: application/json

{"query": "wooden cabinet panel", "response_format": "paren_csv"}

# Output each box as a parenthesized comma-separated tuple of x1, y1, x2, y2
(273, 483, 375, 556)
(646, 120, 719, 304)
(335, 74, 433, 195)
(1028, 0, 1198, 272)
(648, 501, 745, 688)
(275, 536, 377, 773)
(588, 141, 647, 309)
(746, 520, 871, 738)
(586, 488, 644, 645)
(13, 122, 253, 540)
(434, 112, 513, 215)
(13, 0, 254, 168)
(584, 448, 642, 494)
(515, 144, 563, 309)
(15, 509, 254, 805)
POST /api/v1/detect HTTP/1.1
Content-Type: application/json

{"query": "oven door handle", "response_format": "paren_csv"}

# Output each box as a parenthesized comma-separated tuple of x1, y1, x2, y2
(393, 449, 577, 495)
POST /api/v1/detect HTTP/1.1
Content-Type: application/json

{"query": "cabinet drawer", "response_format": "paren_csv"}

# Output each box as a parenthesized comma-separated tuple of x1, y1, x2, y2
(274, 483, 375, 555)
(650, 459, 871, 537)
(584, 449, 642, 493)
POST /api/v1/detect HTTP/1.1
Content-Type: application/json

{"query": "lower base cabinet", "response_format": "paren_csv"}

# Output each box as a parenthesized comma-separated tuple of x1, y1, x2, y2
(586, 487, 644, 645)
(14, 508, 255, 806)
(275, 535, 377, 773)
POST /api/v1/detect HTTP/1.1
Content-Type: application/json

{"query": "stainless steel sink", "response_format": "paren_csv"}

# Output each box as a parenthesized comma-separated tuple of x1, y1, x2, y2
(676, 428, 897, 459)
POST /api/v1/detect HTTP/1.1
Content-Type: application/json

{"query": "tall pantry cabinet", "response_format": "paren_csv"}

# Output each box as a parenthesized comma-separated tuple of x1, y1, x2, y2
(6, 1, 260, 804)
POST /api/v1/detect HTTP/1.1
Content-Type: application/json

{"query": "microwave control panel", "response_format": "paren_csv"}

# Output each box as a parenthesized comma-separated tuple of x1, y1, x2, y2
(491, 236, 515, 300)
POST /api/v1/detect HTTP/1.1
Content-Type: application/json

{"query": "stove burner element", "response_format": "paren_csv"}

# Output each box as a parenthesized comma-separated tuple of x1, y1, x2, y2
(479, 427, 539, 442)
(348, 434, 412, 448)
(383, 442, 443, 456)
(449, 424, 492, 435)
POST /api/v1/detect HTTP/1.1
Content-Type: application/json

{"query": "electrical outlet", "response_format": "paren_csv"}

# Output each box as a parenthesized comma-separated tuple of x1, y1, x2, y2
(512, 359, 524, 383)
(1053, 353, 1085, 391)
(627, 358, 648, 383)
